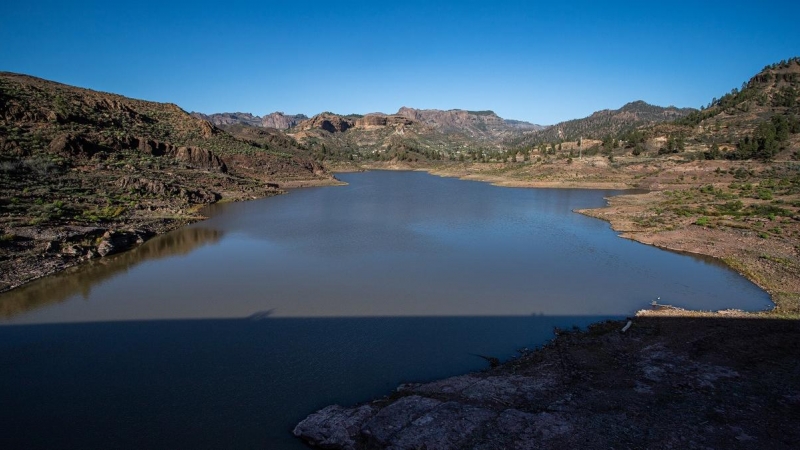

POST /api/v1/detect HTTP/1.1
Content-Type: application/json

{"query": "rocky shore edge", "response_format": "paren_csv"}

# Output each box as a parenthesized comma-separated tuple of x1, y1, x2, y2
(293, 307, 800, 449)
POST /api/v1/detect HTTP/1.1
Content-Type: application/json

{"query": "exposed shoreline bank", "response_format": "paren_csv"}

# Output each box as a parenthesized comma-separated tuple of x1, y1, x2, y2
(294, 307, 800, 449)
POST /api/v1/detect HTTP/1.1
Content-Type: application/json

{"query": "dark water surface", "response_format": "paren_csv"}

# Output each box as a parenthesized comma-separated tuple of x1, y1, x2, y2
(0, 171, 771, 449)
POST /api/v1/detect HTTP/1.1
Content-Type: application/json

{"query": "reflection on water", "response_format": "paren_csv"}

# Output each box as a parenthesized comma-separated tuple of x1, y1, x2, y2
(0, 228, 222, 319)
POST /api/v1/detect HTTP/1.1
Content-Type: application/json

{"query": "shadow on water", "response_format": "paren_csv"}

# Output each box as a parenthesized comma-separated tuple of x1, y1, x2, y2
(0, 228, 222, 319)
(0, 314, 619, 450)
(2, 315, 798, 449)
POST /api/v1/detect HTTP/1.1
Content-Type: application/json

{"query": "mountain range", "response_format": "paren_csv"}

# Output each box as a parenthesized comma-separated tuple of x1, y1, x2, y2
(191, 111, 309, 129)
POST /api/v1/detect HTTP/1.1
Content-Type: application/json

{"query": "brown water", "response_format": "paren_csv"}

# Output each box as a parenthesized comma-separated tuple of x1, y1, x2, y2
(0, 171, 771, 449)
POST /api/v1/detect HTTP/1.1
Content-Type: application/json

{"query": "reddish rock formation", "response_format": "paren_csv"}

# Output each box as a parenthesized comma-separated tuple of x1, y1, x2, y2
(354, 114, 414, 128)
(136, 139, 227, 172)
(261, 112, 308, 129)
(297, 113, 354, 133)
(173, 146, 228, 173)
(190, 111, 308, 130)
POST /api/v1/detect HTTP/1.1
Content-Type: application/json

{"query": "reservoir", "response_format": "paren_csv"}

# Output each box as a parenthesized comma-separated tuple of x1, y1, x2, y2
(0, 171, 771, 449)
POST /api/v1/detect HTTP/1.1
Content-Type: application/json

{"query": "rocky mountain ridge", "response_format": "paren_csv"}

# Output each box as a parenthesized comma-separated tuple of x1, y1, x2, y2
(191, 111, 308, 129)
(512, 101, 696, 146)
(395, 107, 545, 136)
(197, 107, 545, 144)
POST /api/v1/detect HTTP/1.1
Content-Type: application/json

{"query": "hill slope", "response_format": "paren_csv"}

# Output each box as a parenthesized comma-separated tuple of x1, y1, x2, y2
(0, 72, 332, 291)
(510, 101, 695, 146)
(395, 107, 545, 138)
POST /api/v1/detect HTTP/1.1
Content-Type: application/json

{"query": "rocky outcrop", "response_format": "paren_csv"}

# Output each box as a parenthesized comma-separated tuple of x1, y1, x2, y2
(47, 134, 227, 173)
(396, 107, 544, 139)
(191, 112, 263, 127)
(173, 146, 227, 172)
(293, 405, 377, 450)
(191, 111, 308, 130)
(136, 139, 227, 172)
(116, 176, 220, 203)
(297, 114, 354, 133)
(261, 112, 308, 129)
(295, 316, 800, 449)
(48, 134, 103, 158)
(96, 229, 153, 257)
(294, 374, 561, 450)
(354, 114, 414, 128)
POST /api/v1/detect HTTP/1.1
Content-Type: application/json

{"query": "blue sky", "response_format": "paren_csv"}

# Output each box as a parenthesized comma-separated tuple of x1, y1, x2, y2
(2, 1, 799, 124)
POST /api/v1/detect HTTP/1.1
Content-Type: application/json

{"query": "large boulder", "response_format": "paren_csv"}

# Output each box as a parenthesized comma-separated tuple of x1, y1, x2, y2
(96, 230, 153, 257)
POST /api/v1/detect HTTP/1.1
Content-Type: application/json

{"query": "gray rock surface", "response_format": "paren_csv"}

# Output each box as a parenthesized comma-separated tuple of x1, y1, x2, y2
(293, 318, 800, 449)
(292, 404, 376, 450)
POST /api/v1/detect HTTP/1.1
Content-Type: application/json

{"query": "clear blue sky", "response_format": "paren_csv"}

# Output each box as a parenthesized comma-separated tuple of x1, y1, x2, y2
(2, 1, 799, 124)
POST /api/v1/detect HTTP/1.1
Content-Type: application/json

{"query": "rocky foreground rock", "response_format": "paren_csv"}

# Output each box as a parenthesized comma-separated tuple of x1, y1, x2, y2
(294, 313, 800, 449)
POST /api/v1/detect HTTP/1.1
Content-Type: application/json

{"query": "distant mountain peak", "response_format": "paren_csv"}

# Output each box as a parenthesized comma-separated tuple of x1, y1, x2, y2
(520, 101, 696, 144)
(395, 107, 544, 135)
(191, 111, 308, 129)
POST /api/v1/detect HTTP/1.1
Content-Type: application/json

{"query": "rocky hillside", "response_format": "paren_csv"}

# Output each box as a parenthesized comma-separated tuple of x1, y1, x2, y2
(191, 111, 308, 129)
(662, 57, 800, 160)
(192, 107, 545, 165)
(0, 72, 332, 291)
(395, 107, 545, 138)
(290, 112, 484, 164)
(511, 101, 694, 146)
(288, 108, 545, 165)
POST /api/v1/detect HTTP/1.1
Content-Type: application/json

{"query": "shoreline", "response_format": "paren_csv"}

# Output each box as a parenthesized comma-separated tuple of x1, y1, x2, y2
(293, 163, 799, 448)
(338, 162, 799, 315)
(0, 176, 344, 295)
(4, 163, 793, 317)
(294, 307, 800, 449)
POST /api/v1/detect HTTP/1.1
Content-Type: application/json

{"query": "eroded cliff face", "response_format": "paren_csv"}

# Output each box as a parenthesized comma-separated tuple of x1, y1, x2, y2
(260, 112, 308, 129)
(296, 113, 355, 133)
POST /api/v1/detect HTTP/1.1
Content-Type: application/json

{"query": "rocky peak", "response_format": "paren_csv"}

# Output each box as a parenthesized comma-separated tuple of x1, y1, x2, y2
(261, 112, 309, 129)
(190, 111, 308, 130)
(297, 113, 354, 133)
(190, 112, 262, 127)
(395, 107, 542, 138)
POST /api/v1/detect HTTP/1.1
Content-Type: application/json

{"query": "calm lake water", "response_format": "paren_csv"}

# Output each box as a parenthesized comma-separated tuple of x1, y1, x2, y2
(0, 171, 771, 449)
